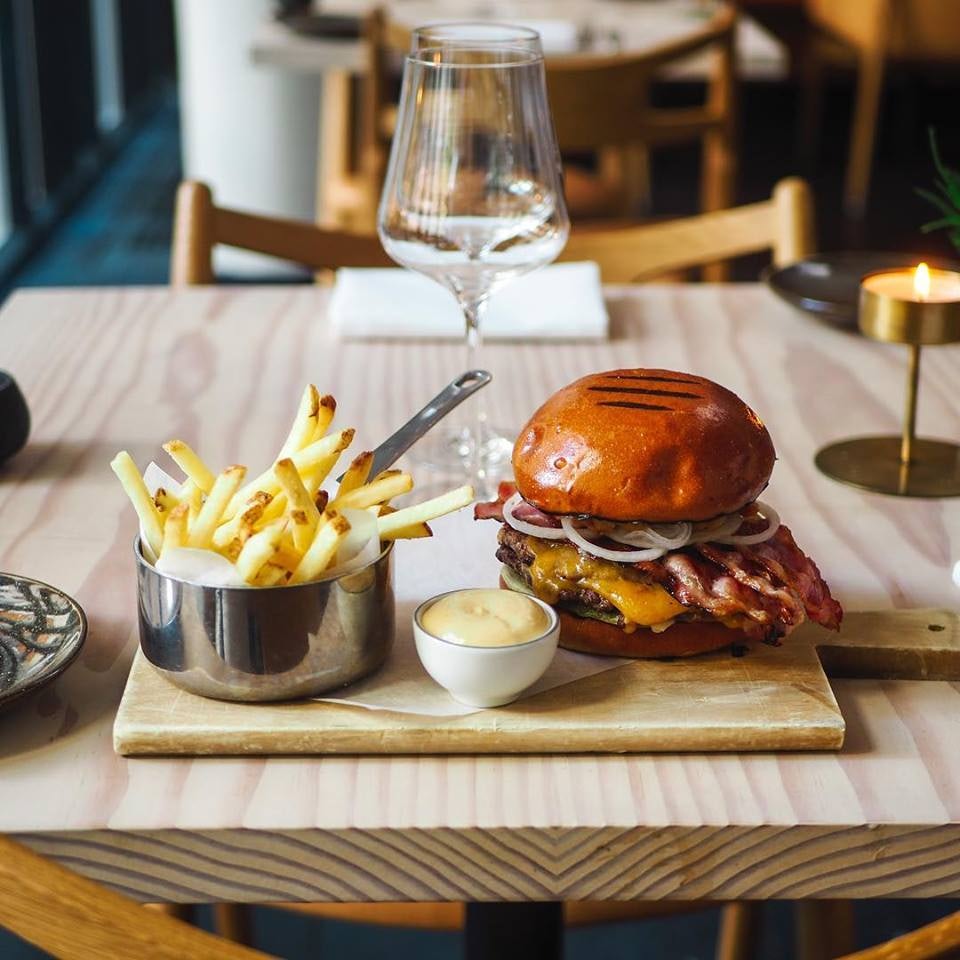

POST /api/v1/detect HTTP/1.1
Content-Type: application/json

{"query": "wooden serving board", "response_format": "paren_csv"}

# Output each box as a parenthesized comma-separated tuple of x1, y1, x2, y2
(113, 609, 960, 756)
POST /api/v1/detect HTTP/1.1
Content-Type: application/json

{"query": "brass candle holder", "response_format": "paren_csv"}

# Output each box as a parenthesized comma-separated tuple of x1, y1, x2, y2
(815, 263, 960, 497)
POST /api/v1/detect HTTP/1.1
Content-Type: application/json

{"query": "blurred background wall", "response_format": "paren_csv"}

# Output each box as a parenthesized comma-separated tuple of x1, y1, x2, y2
(175, 0, 319, 274)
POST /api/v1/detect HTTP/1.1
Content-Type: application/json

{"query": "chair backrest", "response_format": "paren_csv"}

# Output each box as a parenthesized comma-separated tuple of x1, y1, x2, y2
(0, 834, 275, 960)
(544, 4, 736, 154)
(170, 181, 393, 285)
(360, 5, 737, 220)
(559, 177, 813, 282)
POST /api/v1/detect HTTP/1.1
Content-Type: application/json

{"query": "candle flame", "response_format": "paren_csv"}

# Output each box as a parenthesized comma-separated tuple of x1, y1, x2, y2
(914, 262, 931, 301)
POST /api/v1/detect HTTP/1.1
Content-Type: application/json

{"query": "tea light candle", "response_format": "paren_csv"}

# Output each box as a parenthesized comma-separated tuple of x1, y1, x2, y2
(861, 262, 960, 304)
(815, 261, 960, 498)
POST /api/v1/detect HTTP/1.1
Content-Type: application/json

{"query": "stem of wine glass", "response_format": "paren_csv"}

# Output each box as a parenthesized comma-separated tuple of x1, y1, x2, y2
(462, 296, 488, 483)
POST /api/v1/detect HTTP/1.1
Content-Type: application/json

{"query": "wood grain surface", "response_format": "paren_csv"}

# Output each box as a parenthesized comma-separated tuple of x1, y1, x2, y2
(2, 285, 960, 902)
(110, 609, 960, 757)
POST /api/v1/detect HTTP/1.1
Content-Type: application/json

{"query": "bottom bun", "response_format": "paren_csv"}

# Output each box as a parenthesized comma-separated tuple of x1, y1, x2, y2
(498, 574, 745, 658)
(556, 608, 746, 658)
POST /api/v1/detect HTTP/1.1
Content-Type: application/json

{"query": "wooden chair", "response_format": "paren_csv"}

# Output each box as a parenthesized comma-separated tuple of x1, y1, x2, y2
(171, 176, 812, 288)
(170, 181, 393, 285)
(560, 176, 814, 282)
(330, 5, 737, 232)
(4, 831, 960, 960)
(545, 3, 738, 221)
(802, 0, 960, 218)
(0, 833, 274, 960)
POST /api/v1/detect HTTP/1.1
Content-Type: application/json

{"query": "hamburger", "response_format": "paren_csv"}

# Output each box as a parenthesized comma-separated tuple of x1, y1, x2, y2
(475, 369, 842, 657)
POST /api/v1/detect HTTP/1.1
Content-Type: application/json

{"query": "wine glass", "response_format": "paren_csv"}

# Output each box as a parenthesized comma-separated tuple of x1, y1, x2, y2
(378, 22, 570, 495)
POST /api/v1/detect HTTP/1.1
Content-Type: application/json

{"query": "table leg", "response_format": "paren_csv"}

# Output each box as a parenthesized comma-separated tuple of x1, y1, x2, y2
(465, 902, 564, 960)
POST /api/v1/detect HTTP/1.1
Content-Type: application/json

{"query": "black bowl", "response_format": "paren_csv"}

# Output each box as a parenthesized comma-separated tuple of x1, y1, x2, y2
(762, 251, 960, 329)
(0, 372, 30, 464)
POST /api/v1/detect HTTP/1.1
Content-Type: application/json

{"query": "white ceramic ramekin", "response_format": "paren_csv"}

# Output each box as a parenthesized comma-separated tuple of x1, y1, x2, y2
(413, 590, 560, 708)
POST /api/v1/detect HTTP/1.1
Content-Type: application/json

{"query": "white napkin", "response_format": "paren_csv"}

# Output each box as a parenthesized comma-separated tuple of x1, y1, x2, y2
(329, 262, 608, 341)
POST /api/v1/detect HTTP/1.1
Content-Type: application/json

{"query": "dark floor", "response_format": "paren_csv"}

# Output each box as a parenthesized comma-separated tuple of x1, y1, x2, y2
(3, 65, 960, 960)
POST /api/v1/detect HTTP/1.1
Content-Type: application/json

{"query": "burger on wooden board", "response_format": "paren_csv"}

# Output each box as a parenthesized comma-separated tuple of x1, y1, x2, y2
(475, 369, 842, 657)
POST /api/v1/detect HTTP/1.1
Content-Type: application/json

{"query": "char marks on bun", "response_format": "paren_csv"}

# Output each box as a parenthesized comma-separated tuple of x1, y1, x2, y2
(512, 368, 777, 523)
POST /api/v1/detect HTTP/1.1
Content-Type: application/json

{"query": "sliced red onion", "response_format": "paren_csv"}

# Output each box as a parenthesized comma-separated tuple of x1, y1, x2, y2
(687, 514, 743, 544)
(714, 501, 780, 545)
(502, 492, 567, 540)
(560, 517, 666, 563)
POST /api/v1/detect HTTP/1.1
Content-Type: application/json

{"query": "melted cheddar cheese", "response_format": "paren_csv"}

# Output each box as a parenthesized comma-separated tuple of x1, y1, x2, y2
(525, 539, 687, 628)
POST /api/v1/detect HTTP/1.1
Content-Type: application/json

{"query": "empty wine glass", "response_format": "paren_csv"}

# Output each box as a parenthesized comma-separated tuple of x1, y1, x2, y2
(378, 22, 569, 495)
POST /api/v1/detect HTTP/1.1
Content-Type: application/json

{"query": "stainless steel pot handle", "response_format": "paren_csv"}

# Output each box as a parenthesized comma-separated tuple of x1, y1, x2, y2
(338, 370, 492, 481)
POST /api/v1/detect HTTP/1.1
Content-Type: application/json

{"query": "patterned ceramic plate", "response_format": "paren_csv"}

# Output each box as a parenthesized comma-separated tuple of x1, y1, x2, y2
(0, 573, 86, 709)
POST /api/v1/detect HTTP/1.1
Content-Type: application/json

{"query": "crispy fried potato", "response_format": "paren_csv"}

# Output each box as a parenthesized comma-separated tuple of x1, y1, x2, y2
(278, 385, 321, 460)
(332, 472, 413, 511)
(153, 487, 179, 515)
(337, 450, 374, 497)
(225, 428, 355, 519)
(274, 458, 321, 553)
(110, 451, 164, 556)
(162, 440, 215, 494)
(187, 465, 247, 548)
(312, 393, 336, 440)
(291, 512, 351, 584)
(380, 520, 433, 540)
(160, 503, 190, 555)
(235, 518, 287, 584)
(376, 485, 474, 539)
(212, 494, 269, 550)
(182, 480, 203, 525)
(255, 563, 289, 587)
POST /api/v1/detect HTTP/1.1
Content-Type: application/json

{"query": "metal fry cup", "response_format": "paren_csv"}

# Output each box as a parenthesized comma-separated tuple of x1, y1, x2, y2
(134, 538, 395, 702)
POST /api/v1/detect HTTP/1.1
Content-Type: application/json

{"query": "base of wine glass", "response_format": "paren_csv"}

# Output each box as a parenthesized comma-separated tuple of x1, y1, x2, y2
(407, 423, 515, 499)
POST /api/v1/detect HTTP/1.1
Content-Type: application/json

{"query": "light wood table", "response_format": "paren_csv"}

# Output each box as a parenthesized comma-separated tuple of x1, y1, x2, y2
(250, 1, 786, 223)
(1, 284, 960, 905)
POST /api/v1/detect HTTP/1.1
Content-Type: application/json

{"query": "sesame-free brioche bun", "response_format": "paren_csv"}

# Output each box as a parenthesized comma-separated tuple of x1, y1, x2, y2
(555, 608, 747, 658)
(512, 369, 776, 522)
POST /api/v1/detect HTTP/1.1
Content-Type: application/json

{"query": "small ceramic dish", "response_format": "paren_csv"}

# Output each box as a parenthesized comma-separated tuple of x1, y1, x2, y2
(413, 590, 560, 708)
(0, 573, 86, 710)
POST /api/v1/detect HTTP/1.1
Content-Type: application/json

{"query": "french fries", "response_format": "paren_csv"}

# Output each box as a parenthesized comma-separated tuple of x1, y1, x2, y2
(235, 519, 287, 584)
(274, 458, 321, 553)
(110, 451, 164, 557)
(225, 428, 355, 519)
(111, 384, 476, 588)
(187, 465, 247, 549)
(183, 481, 203, 525)
(337, 450, 374, 497)
(378, 506, 432, 540)
(277, 384, 321, 460)
(291, 512, 351, 584)
(377, 485, 474, 540)
(162, 440, 215, 494)
(332, 471, 413, 511)
(153, 487, 179, 515)
(161, 503, 190, 556)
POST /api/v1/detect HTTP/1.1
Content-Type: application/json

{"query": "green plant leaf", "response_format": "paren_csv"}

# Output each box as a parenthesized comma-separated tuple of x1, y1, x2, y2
(916, 186, 956, 218)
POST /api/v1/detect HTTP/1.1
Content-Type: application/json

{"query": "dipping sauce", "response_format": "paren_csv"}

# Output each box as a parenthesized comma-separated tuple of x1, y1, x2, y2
(421, 589, 551, 648)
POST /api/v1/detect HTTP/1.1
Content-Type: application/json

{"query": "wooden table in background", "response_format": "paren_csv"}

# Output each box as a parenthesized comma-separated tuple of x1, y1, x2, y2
(1, 284, 960, 905)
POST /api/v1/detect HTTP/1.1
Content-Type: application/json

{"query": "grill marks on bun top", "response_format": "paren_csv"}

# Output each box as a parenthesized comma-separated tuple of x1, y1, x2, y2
(512, 368, 776, 523)
(589, 373, 706, 413)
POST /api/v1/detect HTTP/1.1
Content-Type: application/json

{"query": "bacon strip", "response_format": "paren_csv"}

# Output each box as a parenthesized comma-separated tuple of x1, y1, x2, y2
(751, 527, 843, 629)
(483, 484, 843, 640)
(473, 482, 561, 528)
